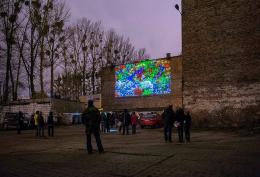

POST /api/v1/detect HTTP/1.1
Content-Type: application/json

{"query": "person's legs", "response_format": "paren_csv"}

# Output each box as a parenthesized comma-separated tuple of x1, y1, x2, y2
(164, 125, 168, 142)
(94, 131, 104, 153)
(132, 125, 136, 134)
(107, 124, 110, 133)
(126, 125, 129, 134)
(185, 126, 190, 142)
(17, 125, 21, 134)
(180, 125, 183, 142)
(35, 126, 38, 136)
(42, 127, 44, 137)
(86, 134, 93, 154)
(52, 126, 54, 136)
(119, 125, 122, 134)
(48, 126, 51, 136)
(38, 127, 42, 137)
(178, 126, 181, 142)
(123, 125, 126, 135)
(168, 125, 172, 142)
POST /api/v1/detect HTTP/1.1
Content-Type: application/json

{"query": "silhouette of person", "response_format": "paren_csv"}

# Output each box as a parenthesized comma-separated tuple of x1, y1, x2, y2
(176, 107, 184, 143)
(184, 111, 192, 142)
(47, 111, 54, 136)
(163, 105, 175, 142)
(82, 100, 104, 154)
(17, 111, 23, 134)
(122, 109, 131, 135)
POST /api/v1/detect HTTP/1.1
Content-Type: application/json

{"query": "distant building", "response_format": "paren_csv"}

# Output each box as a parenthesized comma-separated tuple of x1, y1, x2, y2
(100, 56, 182, 112)
(100, 0, 259, 127)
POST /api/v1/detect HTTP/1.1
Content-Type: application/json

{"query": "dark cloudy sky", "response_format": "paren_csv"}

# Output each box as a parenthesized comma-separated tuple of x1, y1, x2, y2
(64, 0, 182, 59)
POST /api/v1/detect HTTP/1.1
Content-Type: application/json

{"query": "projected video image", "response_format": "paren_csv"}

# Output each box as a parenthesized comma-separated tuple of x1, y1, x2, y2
(115, 60, 171, 97)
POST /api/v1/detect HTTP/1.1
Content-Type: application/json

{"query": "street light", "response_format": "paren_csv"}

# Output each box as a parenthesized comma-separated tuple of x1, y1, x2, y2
(174, 3, 184, 108)
(175, 4, 183, 15)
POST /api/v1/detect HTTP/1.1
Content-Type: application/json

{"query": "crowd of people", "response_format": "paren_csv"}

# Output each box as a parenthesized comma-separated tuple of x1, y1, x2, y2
(15, 101, 192, 155)
(162, 105, 191, 143)
(16, 111, 55, 137)
(100, 110, 139, 135)
(82, 101, 192, 154)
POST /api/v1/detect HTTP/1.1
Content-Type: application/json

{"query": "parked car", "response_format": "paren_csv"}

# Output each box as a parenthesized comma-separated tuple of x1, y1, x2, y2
(140, 112, 163, 128)
(2, 112, 30, 130)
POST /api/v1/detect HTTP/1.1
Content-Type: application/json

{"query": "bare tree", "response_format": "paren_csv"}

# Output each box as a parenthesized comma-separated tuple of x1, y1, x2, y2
(0, 0, 24, 102)
(45, 0, 69, 98)
(134, 48, 150, 61)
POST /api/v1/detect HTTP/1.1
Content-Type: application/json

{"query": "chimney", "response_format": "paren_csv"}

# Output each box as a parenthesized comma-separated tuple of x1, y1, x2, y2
(166, 53, 171, 58)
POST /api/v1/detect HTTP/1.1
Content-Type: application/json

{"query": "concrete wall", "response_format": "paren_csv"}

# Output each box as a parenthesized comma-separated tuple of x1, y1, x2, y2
(101, 56, 182, 111)
(0, 98, 84, 124)
(1, 99, 51, 122)
(182, 0, 260, 127)
(51, 99, 84, 114)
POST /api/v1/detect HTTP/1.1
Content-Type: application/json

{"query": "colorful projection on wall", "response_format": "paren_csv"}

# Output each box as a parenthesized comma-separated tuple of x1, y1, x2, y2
(115, 59, 171, 97)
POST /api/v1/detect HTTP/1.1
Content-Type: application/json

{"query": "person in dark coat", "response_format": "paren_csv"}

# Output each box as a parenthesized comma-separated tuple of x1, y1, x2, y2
(105, 112, 111, 133)
(47, 111, 54, 137)
(82, 100, 104, 154)
(122, 109, 131, 135)
(17, 111, 23, 134)
(100, 112, 106, 133)
(38, 112, 45, 137)
(163, 105, 175, 142)
(184, 111, 192, 142)
(34, 111, 39, 136)
(176, 107, 185, 143)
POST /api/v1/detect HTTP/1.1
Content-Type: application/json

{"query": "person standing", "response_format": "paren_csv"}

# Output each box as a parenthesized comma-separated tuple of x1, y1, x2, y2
(82, 100, 104, 154)
(184, 111, 192, 142)
(105, 112, 111, 133)
(117, 113, 123, 134)
(38, 112, 45, 137)
(176, 107, 185, 143)
(131, 112, 138, 134)
(47, 112, 54, 137)
(34, 111, 39, 136)
(17, 111, 23, 134)
(163, 105, 175, 143)
(100, 112, 106, 133)
(122, 109, 131, 135)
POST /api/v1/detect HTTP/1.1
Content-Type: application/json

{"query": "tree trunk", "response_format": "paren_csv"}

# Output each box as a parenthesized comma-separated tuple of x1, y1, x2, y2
(3, 44, 11, 103)
(92, 57, 95, 95)
(51, 62, 54, 98)
(40, 38, 45, 96)
(50, 41, 55, 98)
(83, 53, 86, 95)
(30, 27, 35, 98)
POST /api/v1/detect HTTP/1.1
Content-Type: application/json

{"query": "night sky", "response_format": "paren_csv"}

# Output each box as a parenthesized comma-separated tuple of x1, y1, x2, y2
(64, 0, 182, 59)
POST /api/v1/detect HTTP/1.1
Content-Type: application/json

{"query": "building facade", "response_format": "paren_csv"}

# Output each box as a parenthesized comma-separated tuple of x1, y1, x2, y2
(182, 0, 260, 127)
(101, 56, 182, 112)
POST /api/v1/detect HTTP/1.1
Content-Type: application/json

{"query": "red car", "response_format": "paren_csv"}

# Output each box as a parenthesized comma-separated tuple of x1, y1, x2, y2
(140, 113, 163, 128)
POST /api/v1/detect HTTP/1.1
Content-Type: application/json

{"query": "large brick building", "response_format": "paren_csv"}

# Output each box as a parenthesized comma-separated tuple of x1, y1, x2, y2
(182, 0, 260, 126)
(101, 0, 259, 127)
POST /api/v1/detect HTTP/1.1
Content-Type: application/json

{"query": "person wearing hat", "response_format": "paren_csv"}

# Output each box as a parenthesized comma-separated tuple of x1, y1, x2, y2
(82, 100, 104, 154)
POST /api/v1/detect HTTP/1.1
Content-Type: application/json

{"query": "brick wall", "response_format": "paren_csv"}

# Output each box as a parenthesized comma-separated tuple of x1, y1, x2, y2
(101, 56, 182, 112)
(182, 0, 260, 127)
